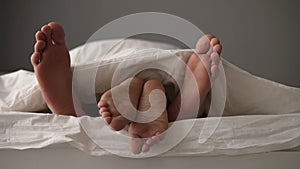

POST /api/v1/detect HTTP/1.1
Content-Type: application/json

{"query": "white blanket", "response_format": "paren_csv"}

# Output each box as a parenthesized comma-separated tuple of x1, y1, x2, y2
(0, 39, 300, 157)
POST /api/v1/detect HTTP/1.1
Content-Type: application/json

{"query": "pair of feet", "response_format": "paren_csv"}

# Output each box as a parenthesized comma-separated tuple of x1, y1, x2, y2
(31, 22, 222, 154)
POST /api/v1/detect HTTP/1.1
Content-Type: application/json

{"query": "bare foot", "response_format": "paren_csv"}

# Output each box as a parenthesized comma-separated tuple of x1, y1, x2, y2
(168, 34, 222, 121)
(129, 80, 168, 154)
(31, 22, 76, 116)
(98, 77, 144, 131)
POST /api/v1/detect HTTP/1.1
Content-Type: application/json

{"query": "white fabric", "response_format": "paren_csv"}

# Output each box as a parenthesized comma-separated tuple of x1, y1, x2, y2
(0, 39, 300, 157)
(0, 70, 47, 112)
(0, 111, 299, 157)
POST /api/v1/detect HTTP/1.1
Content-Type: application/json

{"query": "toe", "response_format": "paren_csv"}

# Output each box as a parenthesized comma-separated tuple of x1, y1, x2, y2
(102, 111, 111, 118)
(142, 143, 150, 153)
(211, 52, 220, 65)
(31, 52, 41, 66)
(155, 131, 165, 140)
(48, 22, 66, 45)
(145, 139, 155, 147)
(211, 65, 219, 79)
(98, 100, 108, 108)
(41, 25, 52, 45)
(141, 140, 156, 153)
(101, 109, 128, 131)
(213, 44, 222, 54)
(205, 34, 215, 40)
(195, 35, 211, 54)
(102, 111, 112, 125)
(211, 51, 220, 79)
(210, 38, 220, 46)
(34, 40, 46, 53)
(130, 137, 144, 154)
(146, 137, 158, 146)
(142, 132, 164, 153)
(103, 115, 112, 125)
(35, 31, 46, 41)
(110, 116, 129, 131)
(99, 107, 109, 113)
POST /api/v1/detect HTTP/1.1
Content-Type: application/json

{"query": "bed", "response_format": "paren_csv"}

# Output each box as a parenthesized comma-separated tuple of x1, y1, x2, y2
(1, 39, 300, 168)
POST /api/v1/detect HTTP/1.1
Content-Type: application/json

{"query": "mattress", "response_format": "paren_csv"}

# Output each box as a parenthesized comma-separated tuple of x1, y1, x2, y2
(0, 39, 300, 168)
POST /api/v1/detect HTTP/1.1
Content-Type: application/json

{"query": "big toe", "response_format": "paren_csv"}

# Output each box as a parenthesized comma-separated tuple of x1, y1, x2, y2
(196, 34, 214, 54)
(130, 137, 144, 154)
(48, 22, 66, 45)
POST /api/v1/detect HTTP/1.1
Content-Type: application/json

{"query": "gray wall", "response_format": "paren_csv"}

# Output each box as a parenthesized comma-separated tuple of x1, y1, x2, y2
(1, 0, 299, 87)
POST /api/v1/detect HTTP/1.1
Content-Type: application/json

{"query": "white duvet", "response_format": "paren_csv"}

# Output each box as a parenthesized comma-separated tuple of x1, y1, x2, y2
(0, 39, 300, 157)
